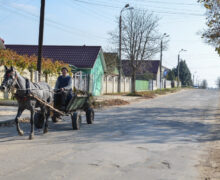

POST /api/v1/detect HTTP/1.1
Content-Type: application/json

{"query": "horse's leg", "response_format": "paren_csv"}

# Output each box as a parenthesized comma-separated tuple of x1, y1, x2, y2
(43, 107, 50, 134)
(29, 107, 35, 140)
(15, 107, 24, 136)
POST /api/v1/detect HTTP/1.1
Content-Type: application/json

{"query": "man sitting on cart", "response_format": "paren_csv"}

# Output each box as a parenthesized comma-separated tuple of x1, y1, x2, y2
(54, 67, 73, 111)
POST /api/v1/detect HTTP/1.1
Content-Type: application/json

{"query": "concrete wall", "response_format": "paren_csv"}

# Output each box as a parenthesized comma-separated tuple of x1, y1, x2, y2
(165, 80, 172, 89)
(149, 80, 157, 91)
(102, 76, 179, 94)
(102, 75, 131, 94)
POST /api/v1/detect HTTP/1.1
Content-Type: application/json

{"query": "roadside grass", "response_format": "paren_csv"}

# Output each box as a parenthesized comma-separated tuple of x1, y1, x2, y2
(103, 92, 127, 95)
(0, 98, 15, 101)
(92, 88, 182, 108)
(127, 88, 181, 98)
(92, 99, 129, 109)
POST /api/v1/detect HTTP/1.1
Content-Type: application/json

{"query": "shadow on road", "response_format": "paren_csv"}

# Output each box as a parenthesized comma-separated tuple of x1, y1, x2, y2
(48, 106, 220, 144)
(1, 105, 220, 145)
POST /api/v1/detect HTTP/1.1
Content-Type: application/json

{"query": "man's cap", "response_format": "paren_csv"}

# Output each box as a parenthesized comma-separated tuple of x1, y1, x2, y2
(61, 67, 68, 72)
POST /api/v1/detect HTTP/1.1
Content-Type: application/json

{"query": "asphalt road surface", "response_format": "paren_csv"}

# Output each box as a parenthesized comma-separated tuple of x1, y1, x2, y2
(0, 89, 220, 180)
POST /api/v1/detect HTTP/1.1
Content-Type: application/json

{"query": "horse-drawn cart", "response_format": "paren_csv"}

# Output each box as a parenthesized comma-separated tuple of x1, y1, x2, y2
(34, 93, 94, 130)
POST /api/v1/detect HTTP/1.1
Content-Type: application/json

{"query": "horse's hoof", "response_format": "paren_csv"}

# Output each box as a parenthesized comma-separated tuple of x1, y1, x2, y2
(29, 135, 34, 140)
(43, 129, 48, 134)
(18, 130, 24, 136)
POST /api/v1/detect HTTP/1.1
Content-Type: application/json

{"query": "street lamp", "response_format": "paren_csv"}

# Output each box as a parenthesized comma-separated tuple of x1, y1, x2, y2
(177, 49, 187, 87)
(118, 4, 134, 93)
(160, 33, 169, 90)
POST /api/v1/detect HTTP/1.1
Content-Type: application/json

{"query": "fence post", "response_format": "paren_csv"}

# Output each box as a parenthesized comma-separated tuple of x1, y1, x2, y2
(34, 71, 38, 83)
(112, 76, 115, 93)
(124, 77, 126, 92)
(105, 76, 107, 94)
(73, 73, 76, 92)
(152, 80, 153, 91)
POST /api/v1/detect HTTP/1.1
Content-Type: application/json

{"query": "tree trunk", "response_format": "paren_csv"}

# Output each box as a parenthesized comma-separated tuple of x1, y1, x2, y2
(131, 73, 136, 93)
(45, 73, 48, 82)
(30, 70, 33, 82)
(131, 59, 136, 93)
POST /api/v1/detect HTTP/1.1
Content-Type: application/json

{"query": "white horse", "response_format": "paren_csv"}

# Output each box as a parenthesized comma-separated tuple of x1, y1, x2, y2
(0, 66, 53, 139)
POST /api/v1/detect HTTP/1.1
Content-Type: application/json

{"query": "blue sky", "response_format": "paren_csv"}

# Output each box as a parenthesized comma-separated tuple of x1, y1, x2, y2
(1, 0, 220, 87)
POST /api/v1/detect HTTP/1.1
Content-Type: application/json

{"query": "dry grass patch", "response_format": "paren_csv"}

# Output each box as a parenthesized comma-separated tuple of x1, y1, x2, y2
(92, 99, 129, 108)
(127, 88, 180, 98)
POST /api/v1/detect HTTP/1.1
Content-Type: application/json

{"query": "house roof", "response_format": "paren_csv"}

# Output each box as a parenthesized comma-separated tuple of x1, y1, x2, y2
(103, 52, 119, 75)
(5, 45, 102, 69)
(122, 60, 160, 77)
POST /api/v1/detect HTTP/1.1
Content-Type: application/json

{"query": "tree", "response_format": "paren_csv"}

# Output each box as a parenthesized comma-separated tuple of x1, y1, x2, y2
(201, 79, 208, 89)
(110, 9, 166, 93)
(0, 49, 70, 81)
(167, 68, 177, 81)
(178, 60, 193, 86)
(198, 0, 220, 55)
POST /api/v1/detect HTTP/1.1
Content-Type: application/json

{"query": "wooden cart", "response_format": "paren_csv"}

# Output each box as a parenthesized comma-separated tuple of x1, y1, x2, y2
(34, 93, 94, 130)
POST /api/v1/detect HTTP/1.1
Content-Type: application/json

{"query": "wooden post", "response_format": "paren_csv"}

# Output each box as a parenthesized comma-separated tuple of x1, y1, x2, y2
(34, 71, 39, 83)
(37, 0, 46, 81)
(106, 76, 108, 94)
(112, 76, 115, 93)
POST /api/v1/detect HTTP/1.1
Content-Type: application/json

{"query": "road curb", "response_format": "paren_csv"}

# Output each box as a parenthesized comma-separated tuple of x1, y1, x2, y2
(0, 119, 15, 127)
(0, 101, 17, 106)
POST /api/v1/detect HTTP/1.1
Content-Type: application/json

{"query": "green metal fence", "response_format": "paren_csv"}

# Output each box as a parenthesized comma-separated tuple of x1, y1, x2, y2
(135, 80, 149, 91)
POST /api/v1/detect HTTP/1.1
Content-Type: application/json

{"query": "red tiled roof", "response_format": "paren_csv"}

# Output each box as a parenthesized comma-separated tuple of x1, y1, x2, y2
(5, 45, 102, 68)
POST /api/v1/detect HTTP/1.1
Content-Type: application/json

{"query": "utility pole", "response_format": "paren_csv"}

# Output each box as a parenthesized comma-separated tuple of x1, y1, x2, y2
(37, 0, 46, 82)
(160, 33, 169, 90)
(118, 14, 122, 93)
(177, 49, 186, 87)
(118, 4, 133, 93)
(177, 54, 180, 87)
(193, 74, 194, 87)
(160, 40, 163, 90)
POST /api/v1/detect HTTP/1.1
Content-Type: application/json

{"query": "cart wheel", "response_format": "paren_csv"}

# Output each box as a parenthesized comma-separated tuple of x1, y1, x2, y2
(34, 112, 44, 129)
(71, 112, 81, 130)
(86, 108, 94, 124)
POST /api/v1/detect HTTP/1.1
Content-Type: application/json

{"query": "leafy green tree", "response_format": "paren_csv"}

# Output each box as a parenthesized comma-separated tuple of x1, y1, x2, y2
(178, 60, 193, 86)
(198, 0, 220, 55)
(167, 68, 177, 81)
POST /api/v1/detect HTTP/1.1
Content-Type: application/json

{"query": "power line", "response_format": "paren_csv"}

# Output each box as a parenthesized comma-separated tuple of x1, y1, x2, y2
(1, 3, 108, 40)
(72, 0, 120, 9)
(0, 0, 34, 23)
(71, 0, 204, 17)
(66, 0, 115, 23)
(133, 0, 197, 6)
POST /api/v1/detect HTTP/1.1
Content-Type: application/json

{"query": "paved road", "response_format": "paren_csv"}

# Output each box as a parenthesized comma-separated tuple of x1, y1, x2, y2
(0, 106, 29, 122)
(0, 89, 219, 180)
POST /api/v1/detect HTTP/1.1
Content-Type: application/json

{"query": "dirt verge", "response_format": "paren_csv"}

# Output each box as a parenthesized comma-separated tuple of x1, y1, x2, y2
(198, 97, 220, 180)
(92, 99, 129, 108)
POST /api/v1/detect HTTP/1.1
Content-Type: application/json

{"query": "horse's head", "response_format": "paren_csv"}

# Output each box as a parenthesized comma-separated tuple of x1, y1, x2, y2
(0, 66, 17, 92)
